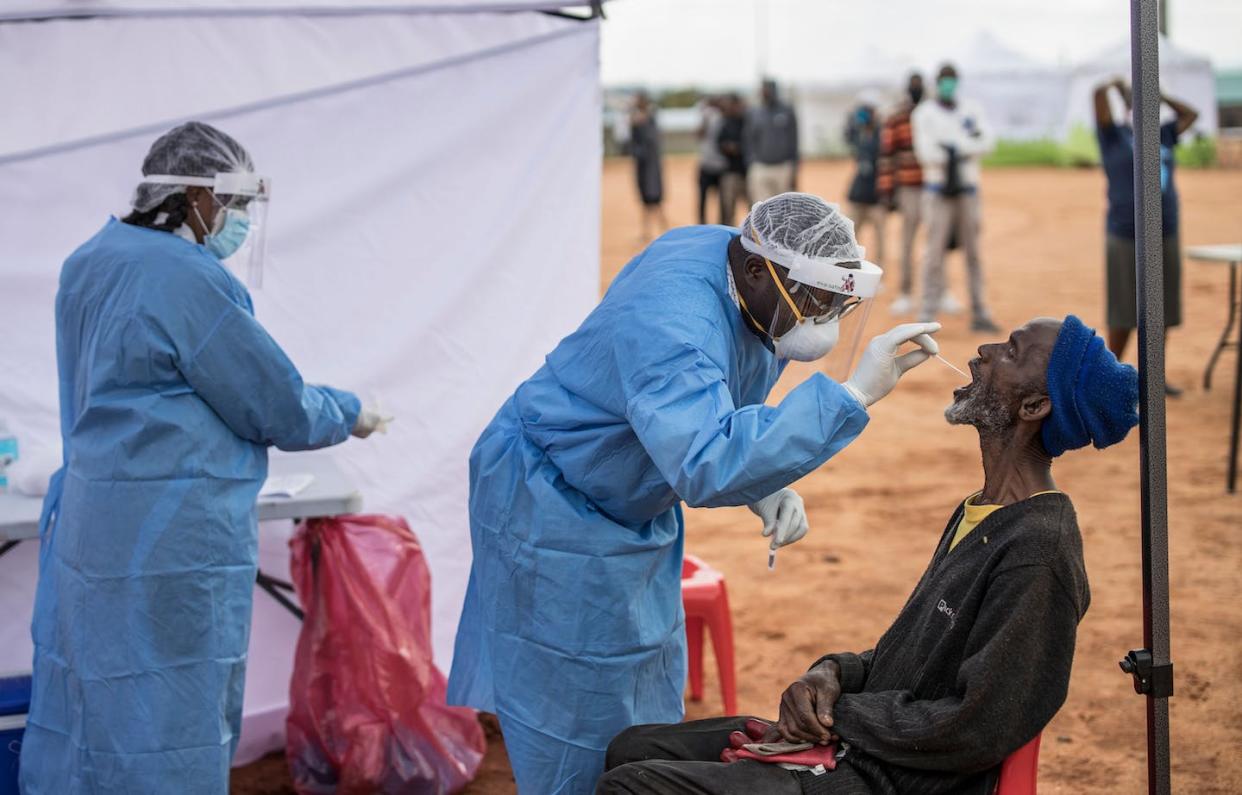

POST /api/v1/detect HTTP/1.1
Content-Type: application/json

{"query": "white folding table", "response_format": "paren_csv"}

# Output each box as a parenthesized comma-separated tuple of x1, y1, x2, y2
(0, 454, 362, 616)
(1188, 244, 1242, 493)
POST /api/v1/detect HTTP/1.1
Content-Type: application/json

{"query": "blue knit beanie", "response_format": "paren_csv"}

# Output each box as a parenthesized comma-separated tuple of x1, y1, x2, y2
(1041, 315, 1139, 457)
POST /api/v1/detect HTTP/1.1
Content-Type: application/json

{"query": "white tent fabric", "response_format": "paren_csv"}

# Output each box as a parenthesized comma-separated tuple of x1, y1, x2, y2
(1062, 34, 1218, 138)
(793, 32, 1218, 154)
(959, 32, 1069, 141)
(791, 35, 1069, 154)
(0, 3, 601, 765)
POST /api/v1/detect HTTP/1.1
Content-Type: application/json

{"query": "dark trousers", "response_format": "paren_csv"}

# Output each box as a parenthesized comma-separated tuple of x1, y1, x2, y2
(596, 717, 877, 794)
(698, 168, 725, 225)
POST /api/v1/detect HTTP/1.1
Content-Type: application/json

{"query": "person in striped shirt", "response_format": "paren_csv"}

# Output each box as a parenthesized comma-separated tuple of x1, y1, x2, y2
(878, 73, 925, 317)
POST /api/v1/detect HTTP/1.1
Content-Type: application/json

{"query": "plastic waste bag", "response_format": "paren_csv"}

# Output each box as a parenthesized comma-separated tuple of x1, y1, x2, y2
(286, 514, 485, 794)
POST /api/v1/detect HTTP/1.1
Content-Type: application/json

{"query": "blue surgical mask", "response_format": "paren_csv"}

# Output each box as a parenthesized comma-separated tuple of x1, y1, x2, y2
(204, 208, 250, 260)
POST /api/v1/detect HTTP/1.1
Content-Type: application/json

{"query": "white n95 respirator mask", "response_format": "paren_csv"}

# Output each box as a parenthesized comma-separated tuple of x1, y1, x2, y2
(774, 318, 840, 361)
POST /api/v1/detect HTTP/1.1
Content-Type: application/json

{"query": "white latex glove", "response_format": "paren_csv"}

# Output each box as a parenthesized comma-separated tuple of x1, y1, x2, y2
(748, 488, 810, 549)
(842, 322, 942, 408)
(352, 408, 394, 439)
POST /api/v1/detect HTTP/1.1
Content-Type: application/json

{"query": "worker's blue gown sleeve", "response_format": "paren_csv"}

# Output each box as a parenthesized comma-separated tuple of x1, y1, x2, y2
(20, 219, 359, 795)
(447, 226, 868, 795)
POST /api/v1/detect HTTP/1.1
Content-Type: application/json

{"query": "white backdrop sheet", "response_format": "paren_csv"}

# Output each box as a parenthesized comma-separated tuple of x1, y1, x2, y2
(0, 9, 601, 764)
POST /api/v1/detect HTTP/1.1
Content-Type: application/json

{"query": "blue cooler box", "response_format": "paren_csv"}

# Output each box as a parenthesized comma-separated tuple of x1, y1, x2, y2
(0, 672, 30, 795)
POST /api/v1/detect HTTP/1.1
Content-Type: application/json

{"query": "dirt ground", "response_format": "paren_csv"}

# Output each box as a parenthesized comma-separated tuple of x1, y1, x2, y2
(233, 156, 1242, 794)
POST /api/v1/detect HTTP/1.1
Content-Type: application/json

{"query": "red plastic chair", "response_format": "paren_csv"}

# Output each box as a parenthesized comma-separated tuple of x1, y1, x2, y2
(681, 554, 737, 715)
(995, 733, 1041, 794)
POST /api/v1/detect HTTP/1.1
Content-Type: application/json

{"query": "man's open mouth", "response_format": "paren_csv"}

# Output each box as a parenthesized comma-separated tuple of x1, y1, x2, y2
(951, 359, 982, 400)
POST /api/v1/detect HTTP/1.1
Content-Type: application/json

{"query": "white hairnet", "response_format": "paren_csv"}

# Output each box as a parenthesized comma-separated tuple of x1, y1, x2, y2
(739, 192, 864, 268)
(131, 121, 254, 212)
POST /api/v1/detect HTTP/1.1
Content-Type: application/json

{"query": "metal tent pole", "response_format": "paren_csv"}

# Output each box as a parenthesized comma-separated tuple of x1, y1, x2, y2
(1118, 1, 1174, 793)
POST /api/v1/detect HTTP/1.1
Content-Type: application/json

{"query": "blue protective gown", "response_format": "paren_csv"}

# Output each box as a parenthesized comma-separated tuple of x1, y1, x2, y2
(447, 226, 869, 794)
(20, 218, 360, 794)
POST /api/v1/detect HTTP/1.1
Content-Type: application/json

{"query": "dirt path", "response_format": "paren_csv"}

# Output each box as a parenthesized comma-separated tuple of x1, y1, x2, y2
(233, 156, 1242, 794)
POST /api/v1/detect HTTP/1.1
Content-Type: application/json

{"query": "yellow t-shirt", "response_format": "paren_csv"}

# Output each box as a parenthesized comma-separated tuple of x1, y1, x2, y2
(949, 491, 1061, 551)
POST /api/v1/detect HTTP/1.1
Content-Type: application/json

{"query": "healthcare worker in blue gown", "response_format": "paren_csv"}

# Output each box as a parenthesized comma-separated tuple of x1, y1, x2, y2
(20, 121, 386, 794)
(448, 192, 943, 794)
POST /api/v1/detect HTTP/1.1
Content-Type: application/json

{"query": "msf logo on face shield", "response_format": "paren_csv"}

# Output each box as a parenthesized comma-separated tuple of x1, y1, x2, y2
(841, 274, 856, 294)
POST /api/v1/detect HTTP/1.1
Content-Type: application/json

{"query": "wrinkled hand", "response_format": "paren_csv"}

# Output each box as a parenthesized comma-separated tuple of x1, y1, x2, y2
(776, 661, 843, 746)
(843, 322, 941, 407)
(748, 488, 809, 549)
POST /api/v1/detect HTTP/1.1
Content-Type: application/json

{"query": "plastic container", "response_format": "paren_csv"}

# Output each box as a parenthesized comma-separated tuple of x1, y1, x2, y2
(0, 672, 29, 795)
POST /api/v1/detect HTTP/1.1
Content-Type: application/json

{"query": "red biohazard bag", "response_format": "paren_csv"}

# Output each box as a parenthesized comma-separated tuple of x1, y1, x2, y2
(285, 514, 485, 794)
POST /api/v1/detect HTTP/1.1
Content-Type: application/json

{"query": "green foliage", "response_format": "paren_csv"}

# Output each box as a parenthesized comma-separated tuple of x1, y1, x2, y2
(982, 139, 1070, 167)
(657, 89, 703, 109)
(981, 127, 1217, 169)
(1060, 124, 1102, 167)
(1175, 136, 1217, 168)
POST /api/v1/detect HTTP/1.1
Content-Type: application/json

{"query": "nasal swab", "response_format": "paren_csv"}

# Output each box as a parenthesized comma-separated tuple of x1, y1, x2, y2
(768, 545, 777, 571)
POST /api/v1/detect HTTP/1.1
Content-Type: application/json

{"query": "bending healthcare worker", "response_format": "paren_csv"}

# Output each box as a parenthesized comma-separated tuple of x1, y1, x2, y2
(20, 121, 385, 794)
(448, 192, 941, 794)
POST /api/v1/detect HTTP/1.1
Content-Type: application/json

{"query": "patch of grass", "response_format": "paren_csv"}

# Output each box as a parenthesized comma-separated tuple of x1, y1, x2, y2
(1175, 136, 1217, 168)
(982, 127, 1218, 169)
(982, 139, 1069, 167)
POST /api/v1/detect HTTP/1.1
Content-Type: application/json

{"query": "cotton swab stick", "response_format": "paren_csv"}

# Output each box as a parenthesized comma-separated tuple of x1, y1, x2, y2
(934, 354, 970, 379)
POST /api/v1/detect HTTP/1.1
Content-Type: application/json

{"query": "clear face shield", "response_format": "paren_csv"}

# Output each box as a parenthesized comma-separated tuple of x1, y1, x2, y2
(141, 171, 271, 287)
(737, 229, 882, 379)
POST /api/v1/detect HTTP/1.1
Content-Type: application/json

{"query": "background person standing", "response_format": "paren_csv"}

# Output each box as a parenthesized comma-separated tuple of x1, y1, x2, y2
(913, 63, 998, 332)
(845, 91, 886, 271)
(879, 72, 926, 316)
(746, 78, 800, 201)
(629, 91, 668, 241)
(697, 95, 728, 225)
(1093, 77, 1197, 395)
(718, 93, 750, 226)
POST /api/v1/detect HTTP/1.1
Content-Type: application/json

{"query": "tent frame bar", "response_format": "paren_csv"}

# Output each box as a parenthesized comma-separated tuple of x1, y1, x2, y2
(1123, 1, 1173, 793)
(0, 2, 602, 24)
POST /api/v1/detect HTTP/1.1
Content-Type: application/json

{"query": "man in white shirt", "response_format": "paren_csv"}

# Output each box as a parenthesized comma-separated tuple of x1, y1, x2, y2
(912, 63, 998, 332)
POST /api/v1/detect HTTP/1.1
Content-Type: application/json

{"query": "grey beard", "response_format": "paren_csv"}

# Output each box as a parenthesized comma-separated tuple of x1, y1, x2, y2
(945, 381, 1013, 433)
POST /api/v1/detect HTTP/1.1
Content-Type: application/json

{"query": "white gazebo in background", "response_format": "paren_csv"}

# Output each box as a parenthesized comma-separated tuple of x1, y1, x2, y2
(957, 32, 1069, 142)
(1062, 33, 1218, 139)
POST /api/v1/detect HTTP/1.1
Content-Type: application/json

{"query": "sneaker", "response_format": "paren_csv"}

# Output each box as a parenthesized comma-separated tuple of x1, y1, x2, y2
(971, 317, 1000, 333)
(940, 291, 965, 315)
(889, 294, 914, 316)
(1165, 383, 1184, 399)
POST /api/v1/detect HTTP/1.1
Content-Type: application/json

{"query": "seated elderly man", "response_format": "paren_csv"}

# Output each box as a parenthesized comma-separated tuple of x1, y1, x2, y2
(597, 315, 1139, 795)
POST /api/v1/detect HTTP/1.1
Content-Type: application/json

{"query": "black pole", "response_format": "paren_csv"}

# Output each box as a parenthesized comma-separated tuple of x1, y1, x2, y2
(1121, 1, 1173, 793)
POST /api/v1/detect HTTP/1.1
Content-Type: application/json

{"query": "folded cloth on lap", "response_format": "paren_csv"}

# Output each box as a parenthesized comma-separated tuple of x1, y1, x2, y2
(719, 731, 838, 771)
(736, 743, 837, 769)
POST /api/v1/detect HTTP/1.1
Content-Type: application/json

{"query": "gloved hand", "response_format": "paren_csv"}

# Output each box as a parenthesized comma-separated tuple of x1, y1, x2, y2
(842, 322, 941, 407)
(351, 408, 393, 439)
(748, 488, 809, 549)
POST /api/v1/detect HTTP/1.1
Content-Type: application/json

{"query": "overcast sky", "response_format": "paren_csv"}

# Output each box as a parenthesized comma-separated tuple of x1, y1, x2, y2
(599, 0, 1242, 88)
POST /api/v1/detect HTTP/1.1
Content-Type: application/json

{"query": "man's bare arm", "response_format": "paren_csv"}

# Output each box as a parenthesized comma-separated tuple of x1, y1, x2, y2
(1094, 79, 1125, 129)
(1161, 92, 1199, 135)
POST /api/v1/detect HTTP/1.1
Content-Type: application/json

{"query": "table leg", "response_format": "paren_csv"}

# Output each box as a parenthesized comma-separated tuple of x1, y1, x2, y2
(1205, 262, 1238, 392)
(0, 540, 18, 559)
(256, 569, 304, 620)
(1230, 262, 1242, 493)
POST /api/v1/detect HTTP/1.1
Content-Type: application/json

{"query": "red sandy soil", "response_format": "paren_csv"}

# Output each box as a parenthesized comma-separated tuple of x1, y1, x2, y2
(233, 156, 1242, 794)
